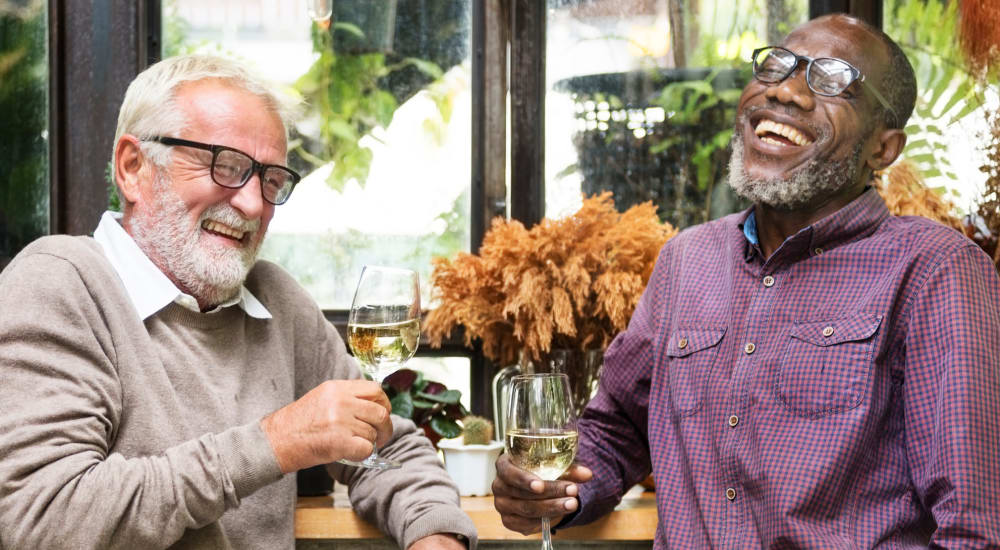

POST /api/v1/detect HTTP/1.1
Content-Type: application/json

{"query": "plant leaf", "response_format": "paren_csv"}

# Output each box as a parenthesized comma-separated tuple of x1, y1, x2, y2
(416, 389, 462, 405)
(390, 392, 414, 419)
(430, 417, 462, 439)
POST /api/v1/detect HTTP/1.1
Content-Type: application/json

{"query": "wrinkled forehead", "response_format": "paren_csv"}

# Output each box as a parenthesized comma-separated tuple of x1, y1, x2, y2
(781, 18, 888, 83)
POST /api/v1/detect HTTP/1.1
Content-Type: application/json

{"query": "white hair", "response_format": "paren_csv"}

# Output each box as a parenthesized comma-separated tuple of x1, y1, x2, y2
(112, 54, 301, 184)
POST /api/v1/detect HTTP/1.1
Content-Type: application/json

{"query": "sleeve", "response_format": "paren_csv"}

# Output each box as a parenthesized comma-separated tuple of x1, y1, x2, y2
(313, 319, 478, 549)
(0, 252, 283, 550)
(902, 244, 1000, 546)
(561, 249, 662, 527)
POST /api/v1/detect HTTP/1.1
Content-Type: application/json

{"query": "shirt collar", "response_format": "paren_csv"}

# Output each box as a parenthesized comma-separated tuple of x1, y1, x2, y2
(736, 186, 890, 265)
(93, 211, 272, 320)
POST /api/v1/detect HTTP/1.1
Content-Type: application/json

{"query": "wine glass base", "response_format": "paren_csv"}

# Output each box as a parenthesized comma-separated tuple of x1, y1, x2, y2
(338, 455, 402, 470)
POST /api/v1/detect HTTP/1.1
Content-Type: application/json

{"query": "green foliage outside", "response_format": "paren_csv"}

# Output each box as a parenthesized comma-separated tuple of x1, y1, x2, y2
(884, 0, 986, 200)
(0, 0, 49, 259)
(293, 23, 443, 191)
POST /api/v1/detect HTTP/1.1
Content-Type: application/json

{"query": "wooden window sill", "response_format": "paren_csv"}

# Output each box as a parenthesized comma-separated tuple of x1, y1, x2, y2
(295, 491, 656, 541)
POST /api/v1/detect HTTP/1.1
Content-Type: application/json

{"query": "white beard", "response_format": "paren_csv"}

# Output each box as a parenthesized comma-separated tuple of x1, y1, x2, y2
(131, 172, 263, 307)
(727, 119, 864, 211)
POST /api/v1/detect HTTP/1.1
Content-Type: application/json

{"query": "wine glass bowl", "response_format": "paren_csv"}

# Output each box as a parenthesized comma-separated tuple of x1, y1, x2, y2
(505, 373, 579, 549)
(342, 265, 421, 471)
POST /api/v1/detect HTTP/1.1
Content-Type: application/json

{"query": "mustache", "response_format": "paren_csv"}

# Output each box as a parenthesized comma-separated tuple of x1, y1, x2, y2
(199, 205, 261, 234)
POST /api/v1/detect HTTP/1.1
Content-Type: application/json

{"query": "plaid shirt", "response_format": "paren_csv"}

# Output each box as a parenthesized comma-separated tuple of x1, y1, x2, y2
(568, 188, 1000, 547)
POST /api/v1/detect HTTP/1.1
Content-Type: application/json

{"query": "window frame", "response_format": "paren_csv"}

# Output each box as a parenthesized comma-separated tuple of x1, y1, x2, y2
(42, 0, 881, 416)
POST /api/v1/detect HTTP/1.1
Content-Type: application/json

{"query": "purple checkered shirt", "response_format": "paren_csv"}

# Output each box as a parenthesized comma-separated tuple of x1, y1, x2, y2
(567, 187, 1000, 547)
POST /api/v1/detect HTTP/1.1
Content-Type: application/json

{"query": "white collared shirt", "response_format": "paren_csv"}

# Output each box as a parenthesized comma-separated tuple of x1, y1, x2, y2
(92, 211, 271, 320)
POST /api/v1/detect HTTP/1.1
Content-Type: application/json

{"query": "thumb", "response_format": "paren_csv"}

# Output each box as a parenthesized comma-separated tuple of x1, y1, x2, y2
(563, 463, 593, 483)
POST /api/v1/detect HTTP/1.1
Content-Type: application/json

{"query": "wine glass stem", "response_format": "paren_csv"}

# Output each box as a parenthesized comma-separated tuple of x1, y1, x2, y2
(541, 517, 554, 550)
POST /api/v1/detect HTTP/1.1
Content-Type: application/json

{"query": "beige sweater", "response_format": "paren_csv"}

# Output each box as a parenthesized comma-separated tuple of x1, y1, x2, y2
(0, 235, 476, 549)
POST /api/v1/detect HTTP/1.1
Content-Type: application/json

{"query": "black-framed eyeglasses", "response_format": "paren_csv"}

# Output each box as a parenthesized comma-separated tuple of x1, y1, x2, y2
(147, 136, 301, 205)
(751, 46, 896, 125)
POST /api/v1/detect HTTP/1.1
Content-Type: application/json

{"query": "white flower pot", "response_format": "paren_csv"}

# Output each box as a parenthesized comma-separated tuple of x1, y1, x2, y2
(437, 439, 506, 496)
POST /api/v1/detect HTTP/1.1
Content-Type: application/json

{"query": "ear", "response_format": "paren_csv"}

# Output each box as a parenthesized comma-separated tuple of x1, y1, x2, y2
(865, 128, 907, 172)
(114, 134, 149, 205)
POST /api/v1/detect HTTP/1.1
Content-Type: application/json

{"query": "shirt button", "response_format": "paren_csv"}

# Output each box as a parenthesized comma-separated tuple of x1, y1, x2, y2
(728, 415, 739, 427)
(762, 275, 775, 287)
(726, 487, 737, 501)
(744, 342, 755, 354)
(822, 326, 835, 337)
(678, 337, 688, 349)
(814, 247, 824, 255)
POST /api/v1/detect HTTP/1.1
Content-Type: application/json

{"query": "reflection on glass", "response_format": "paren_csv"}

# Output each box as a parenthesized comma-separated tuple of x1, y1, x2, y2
(545, 0, 807, 229)
(306, 0, 332, 23)
(0, 0, 50, 264)
(164, 0, 472, 309)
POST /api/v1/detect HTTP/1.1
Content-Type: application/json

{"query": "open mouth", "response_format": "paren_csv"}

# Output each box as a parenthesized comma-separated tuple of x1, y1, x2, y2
(753, 118, 815, 148)
(202, 220, 248, 243)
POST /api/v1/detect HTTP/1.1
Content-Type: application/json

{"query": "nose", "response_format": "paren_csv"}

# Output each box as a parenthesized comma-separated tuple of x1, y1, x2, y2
(229, 170, 269, 220)
(763, 65, 816, 112)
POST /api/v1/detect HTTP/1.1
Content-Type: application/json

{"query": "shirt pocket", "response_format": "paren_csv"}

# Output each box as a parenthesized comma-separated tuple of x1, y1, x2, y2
(665, 327, 726, 416)
(777, 315, 882, 417)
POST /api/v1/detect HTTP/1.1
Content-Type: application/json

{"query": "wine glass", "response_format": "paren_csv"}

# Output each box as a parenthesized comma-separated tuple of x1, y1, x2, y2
(342, 265, 421, 470)
(505, 373, 580, 550)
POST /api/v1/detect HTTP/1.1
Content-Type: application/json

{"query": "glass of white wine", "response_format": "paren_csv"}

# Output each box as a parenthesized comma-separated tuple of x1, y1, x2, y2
(505, 373, 580, 550)
(342, 265, 421, 471)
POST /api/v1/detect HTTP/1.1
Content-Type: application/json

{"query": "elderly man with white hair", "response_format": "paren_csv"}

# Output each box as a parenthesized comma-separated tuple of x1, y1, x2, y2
(0, 55, 476, 550)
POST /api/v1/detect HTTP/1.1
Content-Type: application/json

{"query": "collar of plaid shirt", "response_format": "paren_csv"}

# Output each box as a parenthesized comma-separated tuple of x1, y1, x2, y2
(566, 186, 1000, 548)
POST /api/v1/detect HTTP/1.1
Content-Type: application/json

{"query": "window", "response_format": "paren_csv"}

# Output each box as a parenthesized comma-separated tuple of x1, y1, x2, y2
(544, 0, 808, 227)
(163, 0, 474, 407)
(0, 0, 49, 268)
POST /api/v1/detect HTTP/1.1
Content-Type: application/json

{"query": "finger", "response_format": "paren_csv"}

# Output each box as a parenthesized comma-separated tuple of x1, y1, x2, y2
(496, 455, 583, 497)
(561, 463, 594, 483)
(341, 434, 377, 462)
(353, 398, 392, 428)
(494, 495, 577, 524)
(497, 511, 543, 535)
(495, 454, 543, 492)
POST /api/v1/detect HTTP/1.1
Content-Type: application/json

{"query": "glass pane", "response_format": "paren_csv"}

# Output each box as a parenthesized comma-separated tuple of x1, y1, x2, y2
(884, 0, 993, 210)
(0, 0, 49, 264)
(164, 0, 472, 308)
(407, 356, 471, 411)
(546, 0, 807, 228)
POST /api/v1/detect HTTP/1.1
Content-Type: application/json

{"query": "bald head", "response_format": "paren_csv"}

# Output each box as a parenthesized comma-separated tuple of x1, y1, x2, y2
(791, 14, 916, 129)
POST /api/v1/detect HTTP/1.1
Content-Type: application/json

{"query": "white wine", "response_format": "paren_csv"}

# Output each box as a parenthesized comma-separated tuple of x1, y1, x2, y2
(505, 429, 579, 481)
(347, 319, 420, 380)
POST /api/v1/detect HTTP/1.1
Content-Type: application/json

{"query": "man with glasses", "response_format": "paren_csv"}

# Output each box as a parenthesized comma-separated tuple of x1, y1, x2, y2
(0, 56, 474, 549)
(494, 14, 1000, 547)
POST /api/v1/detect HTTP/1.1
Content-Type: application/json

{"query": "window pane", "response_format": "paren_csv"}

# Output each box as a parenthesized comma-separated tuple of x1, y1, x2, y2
(884, 0, 994, 210)
(545, 0, 807, 228)
(406, 356, 471, 411)
(0, 0, 49, 264)
(164, 0, 472, 308)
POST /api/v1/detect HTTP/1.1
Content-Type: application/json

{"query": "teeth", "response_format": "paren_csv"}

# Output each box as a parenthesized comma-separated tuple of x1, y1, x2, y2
(202, 220, 245, 240)
(755, 119, 813, 146)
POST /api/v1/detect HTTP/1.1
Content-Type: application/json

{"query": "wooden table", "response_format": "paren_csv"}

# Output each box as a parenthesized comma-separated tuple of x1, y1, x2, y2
(295, 490, 657, 541)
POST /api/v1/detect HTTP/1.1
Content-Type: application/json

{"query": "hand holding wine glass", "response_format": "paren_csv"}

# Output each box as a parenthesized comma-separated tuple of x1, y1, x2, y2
(505, 373, 580, 550)
(342, 265, 421, 470)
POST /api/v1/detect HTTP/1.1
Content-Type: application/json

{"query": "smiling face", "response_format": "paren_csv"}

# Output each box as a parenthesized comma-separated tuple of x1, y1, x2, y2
(728, 15, 890, 211)
(126, 79, 287, 307)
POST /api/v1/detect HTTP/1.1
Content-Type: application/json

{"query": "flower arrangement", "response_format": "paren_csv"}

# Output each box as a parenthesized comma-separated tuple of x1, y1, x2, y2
(424, 192, 678, 365)
(876, 158, 964, 233)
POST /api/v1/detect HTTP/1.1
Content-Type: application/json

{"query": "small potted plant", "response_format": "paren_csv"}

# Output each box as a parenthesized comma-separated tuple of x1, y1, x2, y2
(381, 369, 466, 447)
(437, 415, 505, 497)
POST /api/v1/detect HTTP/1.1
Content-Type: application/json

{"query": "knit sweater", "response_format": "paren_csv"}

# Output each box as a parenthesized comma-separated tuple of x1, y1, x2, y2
(0, 235, 476, 549)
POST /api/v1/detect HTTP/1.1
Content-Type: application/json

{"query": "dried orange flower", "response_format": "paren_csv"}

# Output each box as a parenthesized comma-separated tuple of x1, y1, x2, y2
(876, 159, 964, 233)
(424, 192, 677, 365)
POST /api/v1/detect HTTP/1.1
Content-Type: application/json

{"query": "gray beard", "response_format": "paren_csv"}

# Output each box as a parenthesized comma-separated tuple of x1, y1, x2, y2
(727, 128, 864, 211)
(131, 172, 263, 307)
